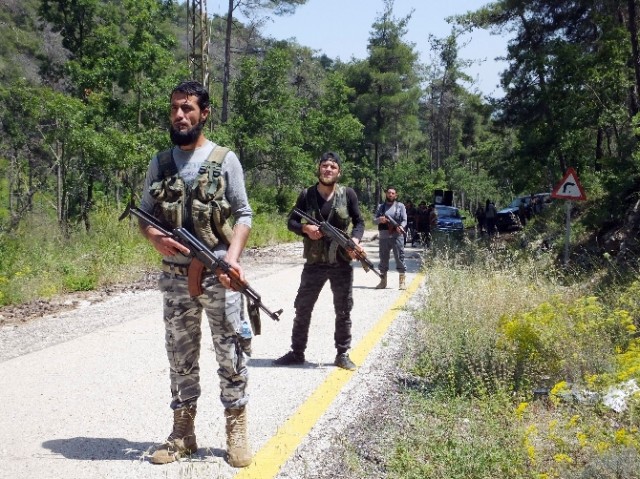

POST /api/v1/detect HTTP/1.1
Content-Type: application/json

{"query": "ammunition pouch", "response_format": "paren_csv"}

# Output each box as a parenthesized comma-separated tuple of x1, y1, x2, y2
(247, 301, 261, 336)
(192, 199, 219, 249)
(150, 177, 184, 229)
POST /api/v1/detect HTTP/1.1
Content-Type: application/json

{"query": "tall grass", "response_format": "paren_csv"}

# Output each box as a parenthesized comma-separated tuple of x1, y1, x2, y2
(247, 211, 298, 246)
(0, 203, 296, 306)
(385, 237, 640, 478)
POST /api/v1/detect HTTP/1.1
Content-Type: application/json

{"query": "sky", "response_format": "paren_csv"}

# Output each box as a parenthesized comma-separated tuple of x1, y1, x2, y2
(207, 0, 509, 98)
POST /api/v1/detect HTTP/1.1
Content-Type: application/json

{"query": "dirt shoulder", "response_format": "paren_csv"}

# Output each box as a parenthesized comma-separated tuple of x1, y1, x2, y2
(0, 241, 304, 328)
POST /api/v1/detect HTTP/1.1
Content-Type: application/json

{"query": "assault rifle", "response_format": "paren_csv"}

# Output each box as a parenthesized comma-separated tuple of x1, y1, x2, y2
(121, 204, 283, 329)
(293, 208, 382, 278)
(383, 213, 405, 235)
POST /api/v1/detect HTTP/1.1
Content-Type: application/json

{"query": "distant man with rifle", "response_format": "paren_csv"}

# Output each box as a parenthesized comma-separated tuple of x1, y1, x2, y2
(374, 187, 408, 290)
(138, 80, 253, 468)
(273, 151, 365, 371)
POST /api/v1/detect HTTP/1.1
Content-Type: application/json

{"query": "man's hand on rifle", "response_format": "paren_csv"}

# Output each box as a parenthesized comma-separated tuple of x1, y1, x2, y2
(382, 214, 405, 235)
(143, 225, 191, 257)
(218, 257, 245, 291)
(302, 223, 323, 240)
(347, 238, 363, 260)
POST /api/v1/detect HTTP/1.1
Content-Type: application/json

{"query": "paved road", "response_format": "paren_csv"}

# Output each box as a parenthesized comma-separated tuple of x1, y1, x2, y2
(0, 235, 424, 479)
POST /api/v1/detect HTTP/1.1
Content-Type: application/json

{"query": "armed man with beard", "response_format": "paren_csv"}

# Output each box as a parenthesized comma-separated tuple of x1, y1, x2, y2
(273, 152, 365, 371)
(374, 187, 408, 290)
(138, 80, 253, 468)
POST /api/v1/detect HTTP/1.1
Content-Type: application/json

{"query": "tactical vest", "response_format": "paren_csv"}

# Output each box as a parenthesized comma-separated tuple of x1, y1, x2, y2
(303, 184, 351, 264)
(148, 146, 234, 249)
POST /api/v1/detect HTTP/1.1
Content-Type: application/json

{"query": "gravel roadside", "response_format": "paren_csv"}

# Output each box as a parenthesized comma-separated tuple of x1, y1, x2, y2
(277, 292, 425, 479)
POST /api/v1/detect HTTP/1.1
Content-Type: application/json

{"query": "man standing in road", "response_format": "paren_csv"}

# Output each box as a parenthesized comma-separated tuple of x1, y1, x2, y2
(485, 199, 497, 236)
(404, 200, 417, 246)
(374, 187, 408, 290)
(415, 201, 431, 247)
(273, 152, 365, 371)
(474, 203, 485, 235)
(138, 80, 253, 468)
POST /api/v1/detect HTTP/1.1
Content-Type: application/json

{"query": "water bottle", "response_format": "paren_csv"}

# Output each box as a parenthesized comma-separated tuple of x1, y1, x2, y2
(240, 318, 252, 339)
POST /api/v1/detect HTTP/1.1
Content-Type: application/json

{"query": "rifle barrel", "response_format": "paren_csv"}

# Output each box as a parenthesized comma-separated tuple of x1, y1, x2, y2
(292, 208, 382, 278)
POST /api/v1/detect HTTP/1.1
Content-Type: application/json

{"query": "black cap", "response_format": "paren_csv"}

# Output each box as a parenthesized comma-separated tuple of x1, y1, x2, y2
(319, 151, 341, 168)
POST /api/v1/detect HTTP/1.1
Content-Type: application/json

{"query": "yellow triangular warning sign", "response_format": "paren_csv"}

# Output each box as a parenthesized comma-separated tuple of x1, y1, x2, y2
(551, 167, 586, 201)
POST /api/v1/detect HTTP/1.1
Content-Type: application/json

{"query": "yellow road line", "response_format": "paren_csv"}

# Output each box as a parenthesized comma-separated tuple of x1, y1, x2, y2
(235, 273, 424, 479)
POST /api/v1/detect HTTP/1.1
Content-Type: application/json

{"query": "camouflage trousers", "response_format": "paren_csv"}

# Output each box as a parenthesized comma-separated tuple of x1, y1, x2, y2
(378, 234, 406, 274)
(291, 262, 354, 354)
(158, 272, 248, 411)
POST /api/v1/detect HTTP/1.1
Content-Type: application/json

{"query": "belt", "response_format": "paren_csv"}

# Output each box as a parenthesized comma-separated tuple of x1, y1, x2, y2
(161, 261, 215, 277)
(161, 261, 190, 276)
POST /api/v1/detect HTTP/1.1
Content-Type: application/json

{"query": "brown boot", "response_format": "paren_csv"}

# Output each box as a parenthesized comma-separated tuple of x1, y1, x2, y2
(225, 407, 252, 467)
(149, 406, 198, 464)
(399, 273, 406, 290)
(375, 273, 387, 289)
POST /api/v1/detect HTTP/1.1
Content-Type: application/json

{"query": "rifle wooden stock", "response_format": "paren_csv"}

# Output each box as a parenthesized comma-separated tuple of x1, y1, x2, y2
(187, 259, 206, 297)
(126, 206, 283, 323)
(383, 213, 405, 234)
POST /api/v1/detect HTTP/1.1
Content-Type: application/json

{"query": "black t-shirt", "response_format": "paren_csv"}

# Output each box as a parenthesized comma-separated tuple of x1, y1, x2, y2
(416, 208, 430, 232)
(287, 184, 365, 240)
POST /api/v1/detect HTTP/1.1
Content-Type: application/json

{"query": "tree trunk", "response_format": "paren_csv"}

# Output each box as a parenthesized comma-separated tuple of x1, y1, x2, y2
(136, 73, 143, 128)
(595, 127, 604, 172)
(221, 0, 234, 124)
(627, 0, 640, 116)
(82, 176, 93, 232)
(374, 142, 381, 204)
(9, 152, 16, 218)
(57, 143, 63, 225)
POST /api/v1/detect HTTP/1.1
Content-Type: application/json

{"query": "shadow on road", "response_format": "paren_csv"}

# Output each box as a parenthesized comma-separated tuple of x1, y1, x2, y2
(42, 437, 226, 461)
(42, 437, 155, 460)
(247, 357, 326, 369)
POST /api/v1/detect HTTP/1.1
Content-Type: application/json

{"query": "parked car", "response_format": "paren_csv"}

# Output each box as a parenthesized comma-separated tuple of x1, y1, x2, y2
(496, 193, 551, 232)
(434, 205, 465, 236)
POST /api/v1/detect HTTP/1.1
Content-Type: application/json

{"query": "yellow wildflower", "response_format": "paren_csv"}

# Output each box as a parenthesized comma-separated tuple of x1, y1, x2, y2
(554, 453, 573, 464)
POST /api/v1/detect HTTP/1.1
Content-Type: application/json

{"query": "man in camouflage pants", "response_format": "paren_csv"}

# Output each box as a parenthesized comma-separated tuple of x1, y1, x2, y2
(139, 80, 253, 467)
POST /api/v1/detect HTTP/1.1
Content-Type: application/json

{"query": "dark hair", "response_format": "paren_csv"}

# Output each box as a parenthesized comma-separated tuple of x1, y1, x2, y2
(319, 151, 341, 168)
(171, 80, 210, 111)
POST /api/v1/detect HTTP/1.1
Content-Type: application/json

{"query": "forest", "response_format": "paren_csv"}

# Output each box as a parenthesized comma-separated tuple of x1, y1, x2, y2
(2, 0, 640, 290)
(2, 0, 639, 232)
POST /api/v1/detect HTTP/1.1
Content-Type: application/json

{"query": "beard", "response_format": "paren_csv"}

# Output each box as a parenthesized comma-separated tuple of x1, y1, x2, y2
(318, 175, 338, 186)
(169, 121, 205, 146)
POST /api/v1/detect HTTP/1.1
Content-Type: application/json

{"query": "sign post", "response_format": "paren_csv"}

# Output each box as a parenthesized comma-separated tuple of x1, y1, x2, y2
(550, 167, 587, 265)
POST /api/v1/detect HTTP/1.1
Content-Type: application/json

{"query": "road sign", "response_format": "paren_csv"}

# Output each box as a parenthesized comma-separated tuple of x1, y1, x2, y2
(551, 167, 586, 201)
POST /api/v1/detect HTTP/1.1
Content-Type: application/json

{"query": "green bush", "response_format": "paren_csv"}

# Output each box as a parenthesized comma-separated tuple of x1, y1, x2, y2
(412, 240, 564, 397)
(0, 201, 295, 306)
(497, 295, 633, 391)
(248, 184, 298, 215)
